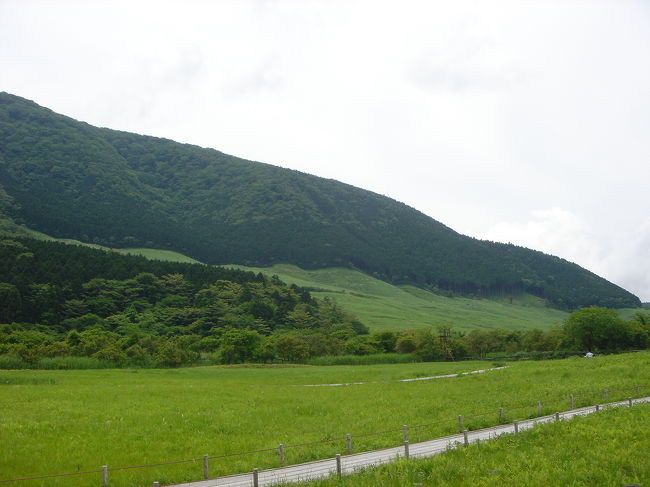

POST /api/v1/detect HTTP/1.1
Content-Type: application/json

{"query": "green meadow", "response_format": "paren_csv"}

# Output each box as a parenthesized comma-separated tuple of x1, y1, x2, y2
(25, 231, 201, 265)
(1, 351, 648, 486)
(23, 229, 572, 332)
(228, 264, 569, 332)
(293, 402, 650, 487)
(120, 248, 201, 264)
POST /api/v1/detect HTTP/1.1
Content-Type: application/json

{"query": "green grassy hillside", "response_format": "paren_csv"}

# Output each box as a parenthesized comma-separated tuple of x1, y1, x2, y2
(230, 264, 568, 331)
(30, 233, 648, 333)
(120, 247, 201, 264)
(0, 92, 640, 310)
(26, 230, 201, 263)
(20, 231, 568, 331)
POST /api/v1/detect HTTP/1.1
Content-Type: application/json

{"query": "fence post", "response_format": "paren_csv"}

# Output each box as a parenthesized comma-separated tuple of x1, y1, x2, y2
(463, 430, 469, 446)
(595, 404, 600, 412)
(279, 444, 285, 465)
(404, 440, 410, 458)
(253, 468, 259, 487)
(346, 433, 352, 454)
(499, 407, 504, 423)
(604, 389, 609, 401)
(628, 397, 633, 407)
(537, 401, 542, 415)
(402, 425, 408, 443)
(555, 412, 559, 421)
(458, 415, 463, 433)
(513, 421, 519, 434)
(636, 385, 640, 396)
(153, 482, 159, 487)
(101, 466, 108, 487)
(203, 454, 209, 480)
(336, 454, 342, 477)
(570, 394, 574, 409)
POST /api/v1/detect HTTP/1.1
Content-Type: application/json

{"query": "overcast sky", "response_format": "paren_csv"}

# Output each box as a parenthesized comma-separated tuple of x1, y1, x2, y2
(1, 0, 648, 301)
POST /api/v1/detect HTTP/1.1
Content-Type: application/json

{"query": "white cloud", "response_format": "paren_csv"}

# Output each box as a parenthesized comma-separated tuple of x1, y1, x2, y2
(484, 208, 650, 302)
(595, 220, 650, 304)
(484, 208, 600, 266)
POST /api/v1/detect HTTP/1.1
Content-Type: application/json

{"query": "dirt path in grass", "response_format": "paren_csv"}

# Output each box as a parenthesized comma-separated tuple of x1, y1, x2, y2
(301, 365, 509, 387)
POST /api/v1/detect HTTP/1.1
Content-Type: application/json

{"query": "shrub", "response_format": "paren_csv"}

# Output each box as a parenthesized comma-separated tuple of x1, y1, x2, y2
(307, 353, 420, 366)
(0, 354, 26, 369)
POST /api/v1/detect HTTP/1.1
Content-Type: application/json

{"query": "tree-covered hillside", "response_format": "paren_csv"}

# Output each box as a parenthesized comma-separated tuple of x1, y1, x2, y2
(0, 237, 368, 366)
(0, 92, 640, 310)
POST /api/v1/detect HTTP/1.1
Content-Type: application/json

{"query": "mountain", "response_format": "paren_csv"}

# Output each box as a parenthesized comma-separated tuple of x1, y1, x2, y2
(0, 92, 640, 310)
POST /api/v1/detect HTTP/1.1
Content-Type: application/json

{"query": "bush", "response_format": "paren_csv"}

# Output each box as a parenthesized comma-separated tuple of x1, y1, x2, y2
(563, 307, 630, 351)
(36, 356, 116, 369)
(307, 353, 420, 366)
(0, 354, 27, 369)
(155, 342, 196, 367)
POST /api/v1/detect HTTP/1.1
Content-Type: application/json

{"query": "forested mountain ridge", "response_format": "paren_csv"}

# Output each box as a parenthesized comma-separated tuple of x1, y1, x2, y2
(0, 92, 640, 310)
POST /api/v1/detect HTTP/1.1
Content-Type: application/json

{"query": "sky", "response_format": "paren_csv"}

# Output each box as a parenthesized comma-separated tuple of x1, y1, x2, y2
(1, 0, 649, 301)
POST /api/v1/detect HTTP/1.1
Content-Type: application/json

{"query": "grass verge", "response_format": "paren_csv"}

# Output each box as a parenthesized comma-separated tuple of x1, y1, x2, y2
(290, 402, 650, 487)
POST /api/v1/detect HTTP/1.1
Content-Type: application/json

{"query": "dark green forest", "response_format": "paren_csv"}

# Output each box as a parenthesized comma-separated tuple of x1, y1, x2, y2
(0, 92, 640, 310)
(0, 237, 371, 367)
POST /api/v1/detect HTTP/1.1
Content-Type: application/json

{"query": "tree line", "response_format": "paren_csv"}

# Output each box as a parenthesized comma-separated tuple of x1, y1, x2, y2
(384, 307, 649, 361)
(2, 304, 648, 368)
(1, 236, 647, 369)
(0, 237, 368, 367)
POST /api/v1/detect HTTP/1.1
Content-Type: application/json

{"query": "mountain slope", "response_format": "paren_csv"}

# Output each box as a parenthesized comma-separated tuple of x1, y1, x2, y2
(22, 230, 569, 331)
(228, 264, 569, 331)
(0, 92, 640, 310)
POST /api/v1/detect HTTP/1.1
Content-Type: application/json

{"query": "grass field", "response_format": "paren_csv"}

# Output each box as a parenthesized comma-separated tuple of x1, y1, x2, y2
(23, 229, 571, 332)
(1, 352, 648, 486)
(120, 248, 201, 264)
(229, 264, 569, 331)
(291, 402, 650, 487)
(25, 231, 200, 264)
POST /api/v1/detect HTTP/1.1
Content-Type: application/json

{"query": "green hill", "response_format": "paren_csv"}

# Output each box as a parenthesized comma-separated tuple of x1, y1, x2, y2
(229, 263, 568, 331)
(0, 92, 640, 310)
(25, 229, 203, 264)
(0, 235, 378, 367)
(23, 230, 569, 331)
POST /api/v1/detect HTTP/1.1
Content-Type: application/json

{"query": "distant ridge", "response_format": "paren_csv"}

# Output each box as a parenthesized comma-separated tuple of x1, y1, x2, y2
(0, 92, 640, 310)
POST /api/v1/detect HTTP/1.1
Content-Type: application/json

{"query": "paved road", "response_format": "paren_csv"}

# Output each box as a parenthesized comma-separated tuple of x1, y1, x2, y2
(165, 396, 650, 487)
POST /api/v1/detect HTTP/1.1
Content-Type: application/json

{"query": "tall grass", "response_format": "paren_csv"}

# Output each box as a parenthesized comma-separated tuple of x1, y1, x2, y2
(0, 355, 24, 370)
(0, 355, 117, 370)
(0, 352, 648, 486)
(307, 353, 420, 366)
(290, 402, 650, 487)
